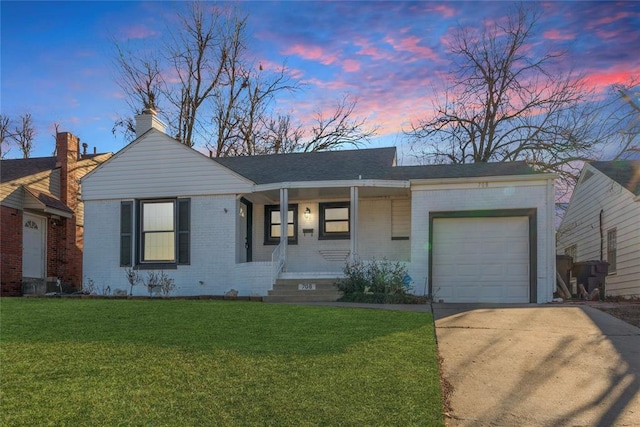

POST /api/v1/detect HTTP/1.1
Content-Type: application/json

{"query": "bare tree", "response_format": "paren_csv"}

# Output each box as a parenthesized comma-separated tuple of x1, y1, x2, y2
(298, 95, 379, 152)
(611, 81, 640, 159)
(113, 2, 376, 155)
(12, 113, 36, 158)
(406, 5, 595, 183)
(112, 43, 163, 140)
(0, 114, 12, 159)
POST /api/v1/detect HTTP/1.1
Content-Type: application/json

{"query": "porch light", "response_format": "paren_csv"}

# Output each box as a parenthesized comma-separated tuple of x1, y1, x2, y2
(304, 207, 311, 219)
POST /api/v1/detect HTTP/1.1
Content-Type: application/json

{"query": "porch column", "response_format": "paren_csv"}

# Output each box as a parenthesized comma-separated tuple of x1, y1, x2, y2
(350, 186, 358, 262)
(279, 187, 288, 271)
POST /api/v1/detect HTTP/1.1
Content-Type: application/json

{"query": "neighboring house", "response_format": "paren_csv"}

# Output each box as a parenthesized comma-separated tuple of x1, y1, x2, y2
(81, 111, 557, 303)
(1, 133, 111, 296)
(557, 161, 640, 297)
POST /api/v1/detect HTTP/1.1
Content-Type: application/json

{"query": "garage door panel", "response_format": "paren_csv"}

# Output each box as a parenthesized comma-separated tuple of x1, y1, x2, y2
(432, 216, 530, 303)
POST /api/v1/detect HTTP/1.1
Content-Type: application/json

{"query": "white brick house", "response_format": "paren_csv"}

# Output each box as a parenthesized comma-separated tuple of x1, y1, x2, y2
(81, 111, 556, 303)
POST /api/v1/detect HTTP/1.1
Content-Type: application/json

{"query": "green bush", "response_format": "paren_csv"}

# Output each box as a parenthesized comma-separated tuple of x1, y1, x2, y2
(337, 258, 412, 295)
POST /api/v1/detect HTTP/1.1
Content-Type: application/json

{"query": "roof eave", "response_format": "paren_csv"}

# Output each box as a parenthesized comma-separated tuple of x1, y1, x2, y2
(254, 179, 410, 192)
(409, 173, 556, 186)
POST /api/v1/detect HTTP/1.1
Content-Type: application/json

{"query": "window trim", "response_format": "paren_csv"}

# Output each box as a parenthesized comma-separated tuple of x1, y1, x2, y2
(319, 201, 350, 240)
(139, 199, 177, 265)
(607, 228, 617, 274)
(120, 198, 190, 270)
(264, 204, 298, 245)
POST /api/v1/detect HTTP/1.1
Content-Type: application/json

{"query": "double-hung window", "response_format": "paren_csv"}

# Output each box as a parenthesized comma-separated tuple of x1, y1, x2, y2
(319, 202, 350, 240)
(120, 198, 190, 268)
(264, 204, 298, 245)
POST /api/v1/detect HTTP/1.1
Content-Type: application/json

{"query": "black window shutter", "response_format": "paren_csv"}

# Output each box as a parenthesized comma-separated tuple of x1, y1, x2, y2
(177, 198, 190, 264)
(120, 201, 133, 266)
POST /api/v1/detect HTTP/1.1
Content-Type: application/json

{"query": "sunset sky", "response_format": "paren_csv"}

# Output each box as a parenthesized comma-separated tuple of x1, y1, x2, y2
(1, 1, 639, 160)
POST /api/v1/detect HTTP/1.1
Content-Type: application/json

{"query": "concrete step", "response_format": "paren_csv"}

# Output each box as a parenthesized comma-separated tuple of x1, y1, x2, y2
(266, 277, 344, 302)
(274, 278, 341, 286)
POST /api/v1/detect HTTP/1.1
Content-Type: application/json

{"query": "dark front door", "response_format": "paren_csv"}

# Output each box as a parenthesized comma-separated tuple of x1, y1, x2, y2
(240, 198, 253, 262)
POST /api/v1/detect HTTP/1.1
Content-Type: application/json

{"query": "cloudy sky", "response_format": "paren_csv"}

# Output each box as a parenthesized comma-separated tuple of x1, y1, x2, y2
(1, 1, 638, 160)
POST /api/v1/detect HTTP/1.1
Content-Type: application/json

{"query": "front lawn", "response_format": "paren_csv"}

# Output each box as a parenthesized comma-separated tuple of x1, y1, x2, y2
(0, 299, 443, 426)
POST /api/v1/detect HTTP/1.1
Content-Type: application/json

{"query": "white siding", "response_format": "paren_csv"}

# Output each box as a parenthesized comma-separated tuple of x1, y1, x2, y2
(409, 179, 555, 303)
(83, 195, 265, 296)
(82, 130, 252, 201)
(557, 165, 640, 297)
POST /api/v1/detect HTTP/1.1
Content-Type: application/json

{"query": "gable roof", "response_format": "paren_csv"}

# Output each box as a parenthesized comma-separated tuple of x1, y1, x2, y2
(214, 147, 539, 184)
(214, 147, 397, 184)
(590, 160, 640, 196)
(23, 186, 73, 218)
(1, 157, 57, 182)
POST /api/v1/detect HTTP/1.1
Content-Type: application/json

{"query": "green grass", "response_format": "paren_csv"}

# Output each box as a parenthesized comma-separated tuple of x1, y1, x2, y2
(0, 298, 443, 426)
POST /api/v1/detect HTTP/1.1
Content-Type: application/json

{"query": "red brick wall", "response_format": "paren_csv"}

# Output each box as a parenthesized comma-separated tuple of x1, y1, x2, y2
(1, 206, 23, 296)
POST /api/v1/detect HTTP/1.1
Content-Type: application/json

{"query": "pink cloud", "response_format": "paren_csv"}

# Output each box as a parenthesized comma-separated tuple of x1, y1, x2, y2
(543, 29, 575, 41)
(354, 37, 394, 61)
(385, 35, 440, 61)
(429, 4, 457, 19)
(595, 29, 623, 40)
(283, 44, 338, 65)
(120, 24, 159, 40)
(304, 78, 353, 91)
(582, 67, 639, 92)
(342, 59, 360, 73)
(586, 11, 633, 29)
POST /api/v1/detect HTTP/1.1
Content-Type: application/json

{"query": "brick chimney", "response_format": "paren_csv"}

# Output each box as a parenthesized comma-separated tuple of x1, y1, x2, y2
(56, 132, 79, 207)
(135, 107, 167, 137)
(54, 132, 83, 289)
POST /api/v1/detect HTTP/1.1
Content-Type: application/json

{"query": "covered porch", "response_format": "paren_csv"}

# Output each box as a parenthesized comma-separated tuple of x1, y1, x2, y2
(235, 180, 411, 294)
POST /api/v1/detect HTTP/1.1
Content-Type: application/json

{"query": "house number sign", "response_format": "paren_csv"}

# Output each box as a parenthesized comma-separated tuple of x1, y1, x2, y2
(298, 283, 316, 291)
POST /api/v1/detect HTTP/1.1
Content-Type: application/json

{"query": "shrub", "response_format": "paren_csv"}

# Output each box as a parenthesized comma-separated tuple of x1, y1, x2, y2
(337, 258, 411, 296)
(144, 271, 176, 297)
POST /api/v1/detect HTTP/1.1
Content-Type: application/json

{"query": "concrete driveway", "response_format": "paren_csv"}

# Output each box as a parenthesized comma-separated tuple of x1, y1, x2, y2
(433, 304, 640, 426)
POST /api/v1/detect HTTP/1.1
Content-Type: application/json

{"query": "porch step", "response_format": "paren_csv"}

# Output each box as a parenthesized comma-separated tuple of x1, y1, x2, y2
(264, 277, 344, 303)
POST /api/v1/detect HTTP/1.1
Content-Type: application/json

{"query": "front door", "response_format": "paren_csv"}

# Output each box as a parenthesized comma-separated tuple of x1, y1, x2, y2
(23, 214, 46, 278)
(239, 198, 253, 262)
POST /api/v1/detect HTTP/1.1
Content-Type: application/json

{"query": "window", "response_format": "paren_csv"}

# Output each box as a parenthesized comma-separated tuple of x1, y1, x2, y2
(264, 204, 298, 245)
(120, 199, 190, 268)
(319, 202, 350, 240)
(141, 201, 175, 262)
(607, 229, 617, 273)
(564, 244, 577, 262)
(391, 199, 410, 240)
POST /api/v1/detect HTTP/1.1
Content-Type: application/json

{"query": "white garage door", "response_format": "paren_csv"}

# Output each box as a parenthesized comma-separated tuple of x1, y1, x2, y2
(432, 216, 530, 303)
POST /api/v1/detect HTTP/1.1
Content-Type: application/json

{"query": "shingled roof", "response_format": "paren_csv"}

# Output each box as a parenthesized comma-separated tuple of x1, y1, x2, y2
(214, 147, 540, 184)
(389, 161, 536, 180)
(590, 160, 640, 196)
(214, 147, 397, 184)
(1, 157, 57, 182)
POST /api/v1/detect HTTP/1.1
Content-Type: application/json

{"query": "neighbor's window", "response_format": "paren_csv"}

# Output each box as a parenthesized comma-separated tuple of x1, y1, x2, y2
(564, 244, 577, 262)
(120, 199, 190, 268)
(319, 202, 350, 240)
(607, 229, 617, 273)
(264, 204, 298, 245)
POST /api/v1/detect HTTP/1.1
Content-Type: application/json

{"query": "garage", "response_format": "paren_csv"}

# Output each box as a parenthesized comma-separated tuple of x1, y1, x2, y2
(430, 214, 533, 303)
